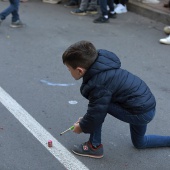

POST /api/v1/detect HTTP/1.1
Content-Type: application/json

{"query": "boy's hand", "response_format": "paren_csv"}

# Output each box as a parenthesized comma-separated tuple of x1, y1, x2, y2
(76, 117, 83, 123)
(73, 123, 82, 134)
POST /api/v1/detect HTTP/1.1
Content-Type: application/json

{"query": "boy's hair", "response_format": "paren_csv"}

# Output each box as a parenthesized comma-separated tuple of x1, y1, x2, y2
(62, 40, 97, 70)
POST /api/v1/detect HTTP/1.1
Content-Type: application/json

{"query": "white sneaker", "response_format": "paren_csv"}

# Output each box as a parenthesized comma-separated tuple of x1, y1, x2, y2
(114, 4, 127, 14)
(42, 0, 61, 4)
(159, 35, 170, 45)
(164, 26, 170, 34)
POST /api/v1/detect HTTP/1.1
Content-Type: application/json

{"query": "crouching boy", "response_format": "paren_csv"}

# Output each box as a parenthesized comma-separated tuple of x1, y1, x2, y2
(62, 40, 170, 158)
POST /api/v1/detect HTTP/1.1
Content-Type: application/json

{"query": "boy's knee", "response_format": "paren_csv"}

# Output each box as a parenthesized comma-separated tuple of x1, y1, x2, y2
(132, 142, 146, 149)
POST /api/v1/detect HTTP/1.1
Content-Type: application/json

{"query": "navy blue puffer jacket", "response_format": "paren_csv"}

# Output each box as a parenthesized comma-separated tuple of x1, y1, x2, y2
(79, 49, 156, 133)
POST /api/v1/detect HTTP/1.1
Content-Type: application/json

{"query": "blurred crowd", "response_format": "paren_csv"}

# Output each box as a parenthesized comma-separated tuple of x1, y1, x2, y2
(0, 0, 170, 44)
(43, 0, 128, 23)
(42, 0, 170, 44)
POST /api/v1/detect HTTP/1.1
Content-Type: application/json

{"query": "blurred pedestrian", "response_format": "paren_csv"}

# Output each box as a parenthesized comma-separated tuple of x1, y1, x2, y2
(0, 0, 23, 28)
(159, 26, 170, 45)
(71, 0, 98, 16)
(93, 0, 116, 23)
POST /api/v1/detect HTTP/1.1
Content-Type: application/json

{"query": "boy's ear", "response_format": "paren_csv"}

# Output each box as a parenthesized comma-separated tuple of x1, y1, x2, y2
(77, 67, 86, 75)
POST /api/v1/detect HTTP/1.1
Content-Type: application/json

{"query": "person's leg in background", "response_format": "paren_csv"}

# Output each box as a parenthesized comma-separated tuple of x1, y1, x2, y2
(107, 0, 117, 18)
(93, 0, 116, 23)
(71, 0, 88, 15)
(0, 0, 16, 21)
(86, 0, 98, 14)
(10, 0, 23, 27)
(10, 0, 20, 22)
(71, 0, 98, 15)
(0, 0, 23, 27)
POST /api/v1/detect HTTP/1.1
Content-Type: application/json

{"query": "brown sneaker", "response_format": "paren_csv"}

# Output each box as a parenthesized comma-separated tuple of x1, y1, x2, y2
(71, 9, 87, 15)
(72, 141, 104, 159)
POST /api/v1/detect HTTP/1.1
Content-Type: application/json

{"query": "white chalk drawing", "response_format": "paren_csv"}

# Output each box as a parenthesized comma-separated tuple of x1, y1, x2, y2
(68, 101, 78, 104)
(40, 80, 75, 87)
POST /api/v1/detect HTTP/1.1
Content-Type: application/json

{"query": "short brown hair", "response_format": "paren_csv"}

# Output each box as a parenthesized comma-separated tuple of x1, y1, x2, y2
(62, 40, 97, 69)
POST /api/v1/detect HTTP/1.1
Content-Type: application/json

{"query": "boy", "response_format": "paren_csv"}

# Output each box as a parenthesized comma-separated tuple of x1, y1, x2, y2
(0, 0, 23, 28)
(62, 40, 170, 158)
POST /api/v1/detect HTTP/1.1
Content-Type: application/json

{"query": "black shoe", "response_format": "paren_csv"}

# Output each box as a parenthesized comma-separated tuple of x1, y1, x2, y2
(64, 1, 78, 7)
(71, 8, 87, 15)
(86, 8, 98, 15)
(109, 12, 117, 19)
(72, 141, 104, 159)
(93, 16, 109, 23)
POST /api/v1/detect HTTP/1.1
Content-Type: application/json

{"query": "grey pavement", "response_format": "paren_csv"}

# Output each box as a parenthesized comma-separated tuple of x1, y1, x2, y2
(0, 0, 170, 170)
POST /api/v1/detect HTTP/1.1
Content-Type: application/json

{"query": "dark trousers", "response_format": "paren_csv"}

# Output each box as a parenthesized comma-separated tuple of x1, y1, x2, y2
(114, 0, 128, 5)
(89, 104, 170, 149)
(99, 0, 114, 16)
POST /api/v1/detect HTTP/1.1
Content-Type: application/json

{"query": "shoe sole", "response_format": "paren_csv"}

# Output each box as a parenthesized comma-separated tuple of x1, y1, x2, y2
(72, 150, 103, 159)
(115, 10, 127, 14)
(160, 41, 170, 45)
(70, 11, 87, 16)
(10, 24, 23, 28)
(42, 0, 61, 4)
(93, 20, 109, 23)
(86, 11, 98, 15)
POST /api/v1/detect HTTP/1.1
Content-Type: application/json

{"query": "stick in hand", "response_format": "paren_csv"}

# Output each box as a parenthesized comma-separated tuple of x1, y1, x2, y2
(60, 126, 74, 136)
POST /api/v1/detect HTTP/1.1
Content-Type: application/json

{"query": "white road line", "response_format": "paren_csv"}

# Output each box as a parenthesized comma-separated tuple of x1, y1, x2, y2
(0, 86, 89, 170)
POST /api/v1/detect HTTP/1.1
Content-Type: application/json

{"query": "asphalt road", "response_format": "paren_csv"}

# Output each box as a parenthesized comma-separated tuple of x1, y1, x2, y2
(0, 0, 170, 170)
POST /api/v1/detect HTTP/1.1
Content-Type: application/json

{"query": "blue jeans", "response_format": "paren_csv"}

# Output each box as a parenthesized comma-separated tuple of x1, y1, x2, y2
(89, 104, 170, 149)
(0, 0, 20, 22)
(99, 0, 114, 16)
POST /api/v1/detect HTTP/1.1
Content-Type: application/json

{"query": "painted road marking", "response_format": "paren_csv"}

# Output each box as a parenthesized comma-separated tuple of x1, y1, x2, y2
(0, 86, 89, 170)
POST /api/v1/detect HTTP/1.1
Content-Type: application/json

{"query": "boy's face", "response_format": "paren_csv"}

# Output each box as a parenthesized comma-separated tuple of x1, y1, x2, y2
(66, 64, 86, 80)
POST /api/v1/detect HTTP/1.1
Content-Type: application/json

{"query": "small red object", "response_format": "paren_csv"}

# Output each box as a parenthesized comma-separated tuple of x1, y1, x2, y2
(48, 140, 52, 147)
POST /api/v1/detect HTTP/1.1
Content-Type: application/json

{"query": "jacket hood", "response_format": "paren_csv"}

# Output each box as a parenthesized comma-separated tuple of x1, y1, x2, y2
(83, 49, 121, 82)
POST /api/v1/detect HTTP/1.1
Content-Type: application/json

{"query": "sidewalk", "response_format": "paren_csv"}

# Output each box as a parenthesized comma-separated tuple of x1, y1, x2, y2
(127, 0, 170, 25)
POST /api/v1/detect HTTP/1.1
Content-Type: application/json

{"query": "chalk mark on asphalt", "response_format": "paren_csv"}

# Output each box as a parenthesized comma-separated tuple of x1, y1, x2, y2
(40, 79, 75, 87)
